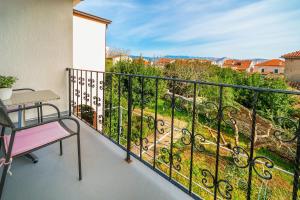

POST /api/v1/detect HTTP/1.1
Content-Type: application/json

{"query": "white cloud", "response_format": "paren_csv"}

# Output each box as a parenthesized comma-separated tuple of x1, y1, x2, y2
(77, 0, 300, 58)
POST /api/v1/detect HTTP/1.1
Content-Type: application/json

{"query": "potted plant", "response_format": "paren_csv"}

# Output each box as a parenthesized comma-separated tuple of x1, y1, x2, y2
(0, 75, 17, 100)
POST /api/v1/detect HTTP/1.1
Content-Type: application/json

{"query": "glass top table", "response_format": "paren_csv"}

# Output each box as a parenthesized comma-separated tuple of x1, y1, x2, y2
(2, 90, 60, 107)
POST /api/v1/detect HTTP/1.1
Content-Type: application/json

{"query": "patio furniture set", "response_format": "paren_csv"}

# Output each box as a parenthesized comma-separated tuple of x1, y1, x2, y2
(0, 89, 82, 200)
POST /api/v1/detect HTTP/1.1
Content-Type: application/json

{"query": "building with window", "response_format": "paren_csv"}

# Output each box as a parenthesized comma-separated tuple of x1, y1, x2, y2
(282, 50, 300, 81)
(253, 59, 285, 75)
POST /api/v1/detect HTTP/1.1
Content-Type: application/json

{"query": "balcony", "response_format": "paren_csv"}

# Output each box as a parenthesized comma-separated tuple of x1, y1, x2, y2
(1, 68, 300, 200)
(2, 119, 192, 200)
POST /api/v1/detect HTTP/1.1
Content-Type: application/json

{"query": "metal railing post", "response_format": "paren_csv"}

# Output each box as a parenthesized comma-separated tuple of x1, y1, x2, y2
(292, 122, 300, 200)
(125, 76, 132, 163)
(213, 86, 223, 200)
(246, 91, 258, 200)
(68, 68, 72, 116)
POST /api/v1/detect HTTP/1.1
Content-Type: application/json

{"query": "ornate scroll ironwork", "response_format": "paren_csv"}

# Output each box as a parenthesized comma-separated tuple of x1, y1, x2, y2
(232, 146, 274, 180)
(146, 116, 155, 129)
(134, 137, 149, 151)
(181, 128, 206, 152)
(71, 100, 76, 107)
(202, 101, 219, 121)
(156, 119, 165, 134)
(98, 114, 103, 124)
(274, 117, 298, 142)
(160, 147, 182, 171)
(231, 116, 297, 184)
(93, 96, 101, 106)
(99, 80, 104, 90)
(201, 169, 233, 199)
(75, 89, 80, 97)
(70, 75, 76, 83)
(83, 92, 90, 101)
(232, 146, 249, 168)
(222, 106, 238, 126)
(146, 116, 165, 134)
(88, 78, 95, 88)
(164, 94, 185, 111)
(199, 102, 239, 126)
(252, 156, 274, 180)
(78, 77, 85, 85)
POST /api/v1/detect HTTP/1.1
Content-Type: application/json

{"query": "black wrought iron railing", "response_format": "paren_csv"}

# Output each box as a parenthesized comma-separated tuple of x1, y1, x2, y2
(67, 68, 300, 200)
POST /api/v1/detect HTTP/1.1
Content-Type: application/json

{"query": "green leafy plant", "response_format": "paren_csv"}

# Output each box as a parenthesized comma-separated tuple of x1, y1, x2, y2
(0, 76, 17, 88)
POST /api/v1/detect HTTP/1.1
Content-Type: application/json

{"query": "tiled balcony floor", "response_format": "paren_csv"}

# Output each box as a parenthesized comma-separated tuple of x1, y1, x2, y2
(1, 119, 192, 200)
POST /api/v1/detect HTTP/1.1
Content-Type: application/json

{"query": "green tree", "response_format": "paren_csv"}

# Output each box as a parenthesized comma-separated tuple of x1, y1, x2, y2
(110, 59, 167, 108)
(164, 61, 297, 120)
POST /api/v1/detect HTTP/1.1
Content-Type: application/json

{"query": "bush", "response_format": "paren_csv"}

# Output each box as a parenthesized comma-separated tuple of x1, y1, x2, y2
(80, 104, 94, 125)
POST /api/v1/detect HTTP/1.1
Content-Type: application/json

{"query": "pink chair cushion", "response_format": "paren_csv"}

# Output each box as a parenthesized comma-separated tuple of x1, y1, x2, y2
(4, 122, 70, 157)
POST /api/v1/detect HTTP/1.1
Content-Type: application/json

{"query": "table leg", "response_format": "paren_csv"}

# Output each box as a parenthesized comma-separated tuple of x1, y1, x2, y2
(18, 105, 22, 127)
(25, 153, 39, 163)
(19, 105, 39, 164)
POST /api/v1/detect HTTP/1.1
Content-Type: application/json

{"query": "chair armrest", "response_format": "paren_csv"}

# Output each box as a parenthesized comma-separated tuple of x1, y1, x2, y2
(59, 117, 80, 135)
(8, 103, 61, 118)
(12, 88, 35, 92)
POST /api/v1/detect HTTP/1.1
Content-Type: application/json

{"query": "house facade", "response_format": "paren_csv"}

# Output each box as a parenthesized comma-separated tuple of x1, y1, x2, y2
(282, 50, 300, 81)
(253, 59, 285, 75)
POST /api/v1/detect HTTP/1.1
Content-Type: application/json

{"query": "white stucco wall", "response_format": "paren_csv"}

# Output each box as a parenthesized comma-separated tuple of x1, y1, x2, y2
(253, 66, 284, 74)
(73, 15, 106, 71)
(0, 0, 73, 117)
(73, 14, 108, 130)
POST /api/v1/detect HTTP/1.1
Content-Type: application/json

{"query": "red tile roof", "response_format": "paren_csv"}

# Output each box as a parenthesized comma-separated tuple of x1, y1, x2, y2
(196, 59, 212, 64)
(281, 50, 300, 59)
(156, 58, 173, 65)
(255, 59, 285, 67)
(223, 59, 252, 71)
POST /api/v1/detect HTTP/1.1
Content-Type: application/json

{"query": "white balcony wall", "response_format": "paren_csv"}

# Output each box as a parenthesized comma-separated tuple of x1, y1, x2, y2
(73, 15, 106, 71)
(73, 14, 107, 129)
(0, 0, 73, 118)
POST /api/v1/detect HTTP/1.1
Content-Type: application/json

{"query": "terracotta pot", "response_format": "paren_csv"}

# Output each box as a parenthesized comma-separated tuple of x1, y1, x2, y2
(0, 88, 13, 100)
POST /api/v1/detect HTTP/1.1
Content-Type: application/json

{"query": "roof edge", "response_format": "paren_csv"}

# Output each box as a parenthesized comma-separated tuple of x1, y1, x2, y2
(73, 9, 112, 25)
(254, 59, 285, 67)
(281, 50, 300, 59)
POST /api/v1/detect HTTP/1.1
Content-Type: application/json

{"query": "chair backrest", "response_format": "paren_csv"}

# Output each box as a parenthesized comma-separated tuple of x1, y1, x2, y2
(0, 100, 14, 129)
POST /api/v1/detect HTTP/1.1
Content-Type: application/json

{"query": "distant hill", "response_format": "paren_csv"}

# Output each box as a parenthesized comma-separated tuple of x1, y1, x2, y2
(130, 55, 222, 62)
(130, 55, 268, 63)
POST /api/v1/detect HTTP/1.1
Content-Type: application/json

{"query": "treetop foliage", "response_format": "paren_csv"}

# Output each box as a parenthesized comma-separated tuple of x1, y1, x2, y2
(109, 59, 299, 121)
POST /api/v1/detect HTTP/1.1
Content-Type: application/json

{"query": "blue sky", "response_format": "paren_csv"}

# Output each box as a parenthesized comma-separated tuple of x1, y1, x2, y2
(76, 0, 300, 59)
